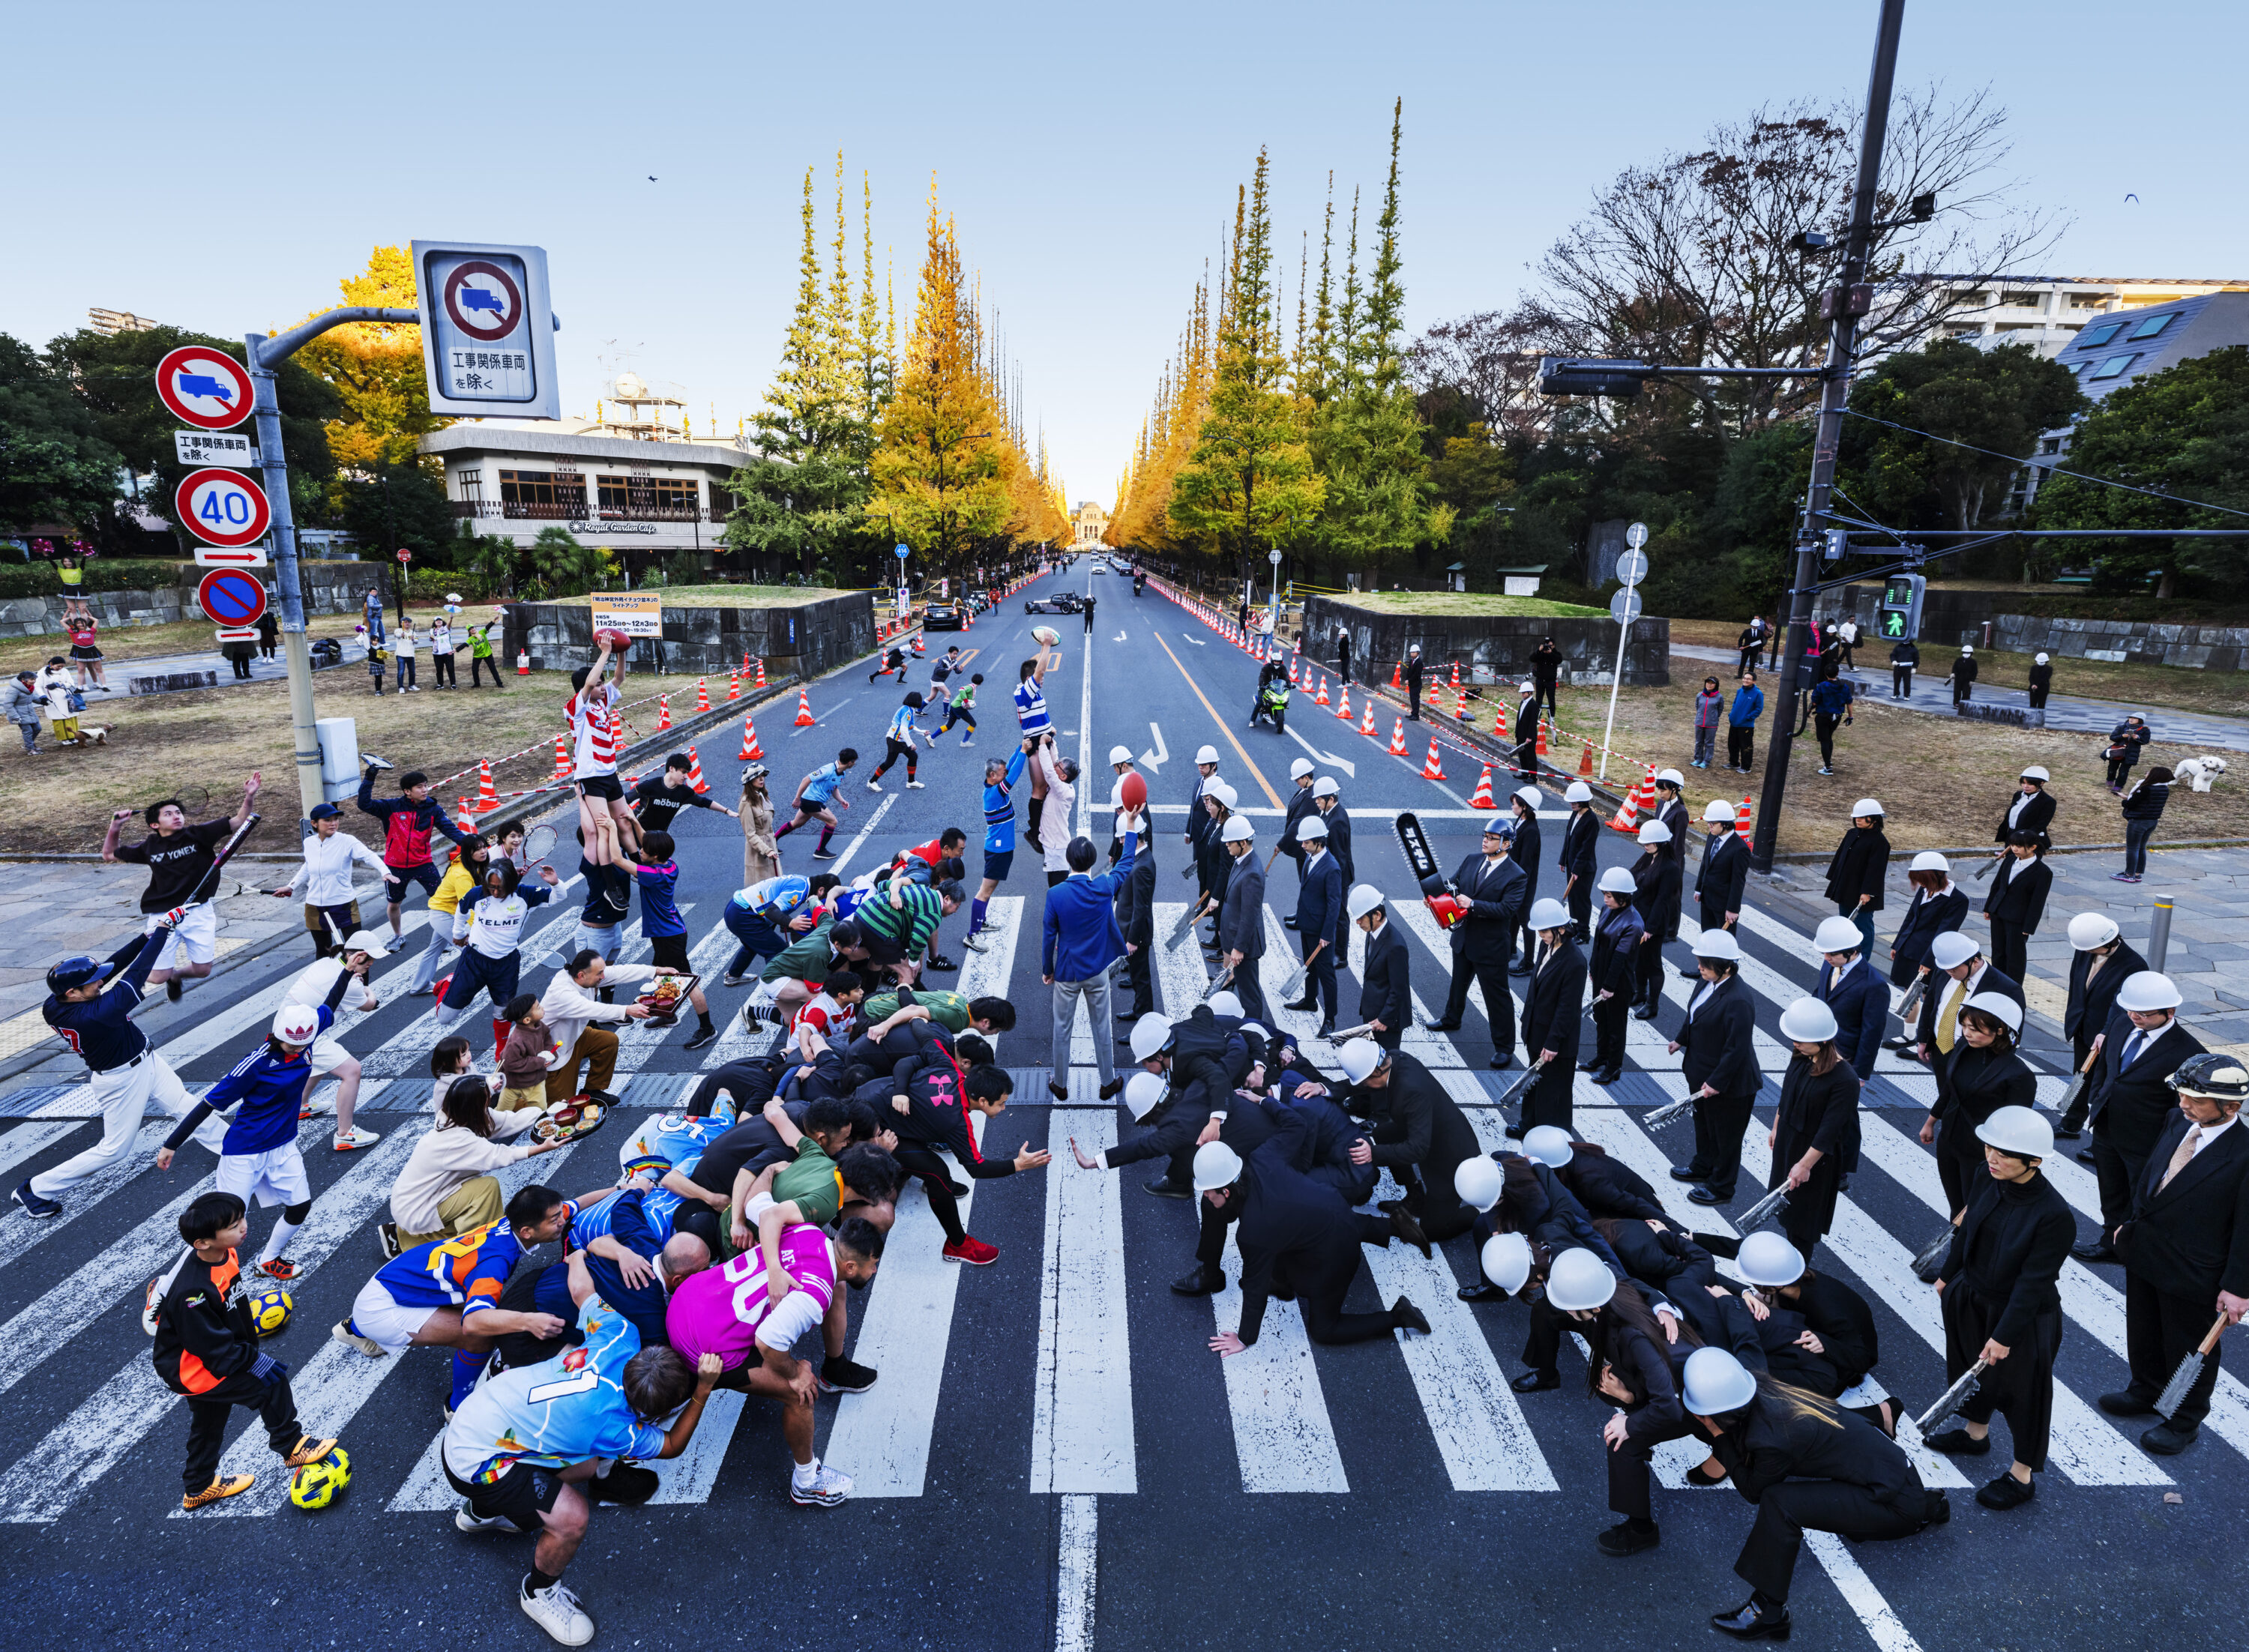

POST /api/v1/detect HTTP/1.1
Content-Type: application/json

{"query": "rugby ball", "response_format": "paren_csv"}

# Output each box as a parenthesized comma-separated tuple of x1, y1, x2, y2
(593, 627, 632, 653)
(1032, 624, 1060, 646)
(1119, 771, 1148, 812)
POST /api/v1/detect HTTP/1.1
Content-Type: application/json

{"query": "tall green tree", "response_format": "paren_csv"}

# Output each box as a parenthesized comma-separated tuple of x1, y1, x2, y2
(0, 334, 123, 534)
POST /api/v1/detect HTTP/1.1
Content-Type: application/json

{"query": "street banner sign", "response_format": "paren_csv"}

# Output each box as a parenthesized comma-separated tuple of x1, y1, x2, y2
(591, 593, 663, 638)
(193, 544, 269, 568)
(154, 346, 253, 430)
(1609, 589, 1645, 625)
(175, 467, 271, 548)
(411, 241, 560, 419)
(173, 429, 259, 468)
(196, 567, 269, 628)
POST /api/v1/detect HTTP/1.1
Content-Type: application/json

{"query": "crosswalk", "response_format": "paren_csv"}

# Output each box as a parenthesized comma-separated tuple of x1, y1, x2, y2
(0, 865, 2236, 1553)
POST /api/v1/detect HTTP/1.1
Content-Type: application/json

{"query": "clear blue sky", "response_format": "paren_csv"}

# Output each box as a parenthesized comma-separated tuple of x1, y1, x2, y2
(8, 1, 2242, 506)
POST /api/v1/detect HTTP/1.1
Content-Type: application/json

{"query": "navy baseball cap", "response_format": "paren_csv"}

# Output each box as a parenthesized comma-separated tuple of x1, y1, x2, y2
(308, 803, 342, 820)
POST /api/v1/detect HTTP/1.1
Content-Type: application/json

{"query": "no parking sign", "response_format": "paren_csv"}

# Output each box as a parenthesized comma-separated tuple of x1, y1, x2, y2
(196, 568, 268, 628)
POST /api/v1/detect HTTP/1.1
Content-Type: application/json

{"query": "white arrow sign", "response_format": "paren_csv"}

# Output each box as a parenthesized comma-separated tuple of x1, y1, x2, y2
(1139, 721, 1167, 773)
(1286, 726, 1356, 780)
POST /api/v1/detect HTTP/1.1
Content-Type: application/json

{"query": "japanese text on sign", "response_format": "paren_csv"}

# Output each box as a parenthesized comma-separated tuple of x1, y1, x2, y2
(173, 430, 259, 468)
(591, 593, 663, 638)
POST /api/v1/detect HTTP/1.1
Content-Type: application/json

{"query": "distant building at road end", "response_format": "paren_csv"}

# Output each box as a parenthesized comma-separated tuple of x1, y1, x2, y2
(1071, 500, 1110, 550)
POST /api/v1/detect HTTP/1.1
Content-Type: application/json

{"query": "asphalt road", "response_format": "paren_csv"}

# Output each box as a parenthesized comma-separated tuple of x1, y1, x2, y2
(0, 562, 2239, 1652)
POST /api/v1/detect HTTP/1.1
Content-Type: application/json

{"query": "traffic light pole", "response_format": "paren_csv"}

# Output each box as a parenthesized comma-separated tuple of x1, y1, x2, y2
(247, 304, 421, 827)
(1750, 0, 1907, 874)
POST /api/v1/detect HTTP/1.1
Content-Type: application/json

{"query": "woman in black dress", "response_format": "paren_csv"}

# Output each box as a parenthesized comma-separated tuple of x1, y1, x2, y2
(1628, 819, 1679, 1020)
(1768, 998, 1861, 1263)
(1933, 1103, 2073, 1510)
(1919, 992, 2038, 1217)
(1887, 851, 1968, 989)
(1586, 867, 1643, 1084)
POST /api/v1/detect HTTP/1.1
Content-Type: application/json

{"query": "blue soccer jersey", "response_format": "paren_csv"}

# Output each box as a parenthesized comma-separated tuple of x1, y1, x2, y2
(441, 1296, 666, 1483)
(375, 1206, 575, 1319)
(618, 1111, 732, 1178)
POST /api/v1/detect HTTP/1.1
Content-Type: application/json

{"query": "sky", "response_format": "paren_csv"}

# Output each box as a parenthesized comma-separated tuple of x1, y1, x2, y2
(7, 1, 2244, 507)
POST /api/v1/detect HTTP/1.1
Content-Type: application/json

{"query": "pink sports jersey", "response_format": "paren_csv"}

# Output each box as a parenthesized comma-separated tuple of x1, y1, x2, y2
(664, 1223, 837, 1371)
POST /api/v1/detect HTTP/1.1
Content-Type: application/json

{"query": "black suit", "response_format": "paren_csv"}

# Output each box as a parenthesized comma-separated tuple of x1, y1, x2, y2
(1997, 786, 2056, 854)
(1888, 884, 1969, 986)
(1679, 974, 1759, 1197)
(1351, 1051, 1481, 1243)
(1438, 851, 1523, 1050)
(1316, 804, 1352, 884)
(2116, 1115, 2249, 1428)
(1559, 809, 1599, 936)
(1558, 1142, 1667, 1221)
(1113, 845, 1157, 1016)
(2059, 942, 2146, 1131)
(1656, 799, 1690, 941)
(1356, 917, 1411, 1050)
(1696, 830, 1748, 932)
(1507, 813, 1541, 965)
(1981, 854, 2053, 983)
(1517, 937, 1586, 1131)
(1278, 783, 1316, 887)
(1913, 962, 2023, 1056)
(2089, 1013, 2207, 1235)
(1630, 851, 1681, 1007)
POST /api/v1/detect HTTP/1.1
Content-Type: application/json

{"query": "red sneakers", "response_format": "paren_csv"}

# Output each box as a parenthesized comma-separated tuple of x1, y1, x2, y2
(941, 1235, 999, 1266)
(259, 1258, 300, 1282)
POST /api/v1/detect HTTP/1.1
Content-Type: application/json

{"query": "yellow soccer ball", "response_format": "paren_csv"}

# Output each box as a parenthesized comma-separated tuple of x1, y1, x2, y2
(246, 1285, 292, 1337)
(289, 1447, 351, 1510)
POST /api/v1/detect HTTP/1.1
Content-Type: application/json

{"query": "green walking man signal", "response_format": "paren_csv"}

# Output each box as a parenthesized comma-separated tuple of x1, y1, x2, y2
(1878, 573, 1925, 642)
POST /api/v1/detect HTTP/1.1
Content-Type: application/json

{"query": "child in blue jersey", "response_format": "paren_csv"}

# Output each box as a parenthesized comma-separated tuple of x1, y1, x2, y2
(442, 1269, 723, 1647)
(963, 736, 1034, 953)
(155, 970, 356, 1279)
(614, 829, 716, 1049)
(720, 873, 816, 986)
(867, 693, 927, 792)
(773, 748, 858, 861)
(1013, 657, 1050, 738)
(436, 862, 563, 1064)
(941, 671, 982, 746)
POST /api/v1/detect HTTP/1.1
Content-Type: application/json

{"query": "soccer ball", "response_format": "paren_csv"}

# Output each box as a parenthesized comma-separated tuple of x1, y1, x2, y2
(247, 1285, 292, 1337)
(289, 1447, 351, 1510)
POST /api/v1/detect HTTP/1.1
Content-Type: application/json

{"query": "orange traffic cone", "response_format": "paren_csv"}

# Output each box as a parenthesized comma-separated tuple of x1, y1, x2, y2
(1736, 795, 1753, 833)
(1422, 739, 1445, 782)
(1314, 672, 1331, 708)
(1578, 738, 1595, 778)
(1289, 658, 1300, 689)
(696, 678, 711, 712)
(1335, 682, 1352, 722)
(1449, 660, 1461, 690)
(727, 672, 741, 702)
(656, 693, 671, 732)
(517, 649, 531, 676)
(1454, 684, 1471, 722)
(1390, 660, 1403, 690)
(912, 634, 925, 656)
(1609, 766, 1655, 833)
(1468, 763, 1498, 809)
(1537, 720, 1550, 757)
(755, 657, 768, 688)
(684, 747, 710, 795)
(1358, 700, 1376, 738)
(739, 717, 763, 761)
(1389, 718, 1409, 756)
(474, 759, 499, 813)
(553, 735, 570, 782)
(793, 687, 816, 727)
(742, 651, 750, 675)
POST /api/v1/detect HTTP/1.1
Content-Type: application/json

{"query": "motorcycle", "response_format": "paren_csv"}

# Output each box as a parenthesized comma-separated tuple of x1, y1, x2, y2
(1252, 680, 1289, 733)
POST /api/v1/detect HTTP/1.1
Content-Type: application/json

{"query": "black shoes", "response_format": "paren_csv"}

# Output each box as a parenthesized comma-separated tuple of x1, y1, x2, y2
(683, 1025, 719, 1051)
(1924, 1428, 1990, 1456)
(166, 977, 184, 1003)
(1423, 1019, 1461, 1033)
(1171, 1265, 1224, 1297)
(1709, 1595, 1789, 1639)
(1386, 1206, 1432, 1259)
(1669, 1165, 1705, 1184)
(1631, 1001, 1660, 1021)
(817, 1356, 879, 1393)
(1687, 1186, 1730, 1205)
(1048, 1080, 1071, 1101)
(2053, 1127, 2082, 1141)
(589, 1463, 661, 1506)
(1588, 1067, 1622, 1086)
(1457, 1281, 1510, 1303)
(1143, 1177, 1193, 1199)
(1098, 1077, 1124, 1100)
(1389, 1297, 1430, 1336)
(1488, 1052, 1515, 1071)
(1282, 916, 1299, 929)
(2141, 1423, 2198, 1456)
(1976, 1471, 2035, 1510)
(2072, 1240, 2119, 1264)
(1597, 1519, 1659, 1558)
(1282, 998, 1319, 1013)
(2098, 1390, 2156, 1417)
(1508, 962, 1533, 977)
(924, 955, 958, 973)
(1510, 1369, 1560, 1393)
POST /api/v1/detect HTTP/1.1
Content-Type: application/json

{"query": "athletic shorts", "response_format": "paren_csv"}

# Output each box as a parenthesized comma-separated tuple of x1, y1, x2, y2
(445, 1458, 563, 1533)
(576, 773, 625, 802)
(443, 947, 521, 1010)
(794, 798, 835, 820)
(143, 903, 218, 968)
(348, 1276, 437, 1354)
(385, 860, 442, 896)
(215, 1144, 310, 1209)
(572, 920, 621, 963)
(305, 1032, 352, 1076)
(648, 932, 691, 973)
(982, 848, 1015, 883)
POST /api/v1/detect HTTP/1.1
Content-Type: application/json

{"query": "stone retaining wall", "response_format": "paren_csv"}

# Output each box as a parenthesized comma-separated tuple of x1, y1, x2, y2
(501, 591, 878, 681)
(1816, 585, 2248, 671)
(0, 562, 383, 640)
(1301, 597, 1669, 688)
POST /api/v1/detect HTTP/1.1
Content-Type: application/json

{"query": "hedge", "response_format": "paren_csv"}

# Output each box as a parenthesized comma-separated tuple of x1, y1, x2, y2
(0, 560, 198, 599)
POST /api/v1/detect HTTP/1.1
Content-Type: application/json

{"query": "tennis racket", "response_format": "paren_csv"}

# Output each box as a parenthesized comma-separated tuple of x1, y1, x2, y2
(102, 783, 212, 846)
(522, 823, 559, 868)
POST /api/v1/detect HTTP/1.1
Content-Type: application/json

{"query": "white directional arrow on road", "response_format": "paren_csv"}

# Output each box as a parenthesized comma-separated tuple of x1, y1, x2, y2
(1181, 633, 1205, 646)
(1140, 721, 1167, 772)
(1115, 630, 1127, 642)
(1286, 725, 1355, 778)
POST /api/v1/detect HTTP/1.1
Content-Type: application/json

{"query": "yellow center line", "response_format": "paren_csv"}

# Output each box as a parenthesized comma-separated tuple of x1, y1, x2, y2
(1150, 632, 1283, 809)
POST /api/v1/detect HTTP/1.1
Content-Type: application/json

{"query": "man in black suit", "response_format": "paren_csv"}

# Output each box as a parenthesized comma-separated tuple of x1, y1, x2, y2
(1508, 786, 1544, 974)
(2103, 1052, 2249, 1456)
(1403, 644, 1425, 720)
(1349, 884, 1410, 1052)
(1913, 930, 2026, 1064)
(1311, 777, 1353, 884)
(1517, 897, 1586, 1124)
(1276, 758, 1316, 930)
(1652, 770, 1690, 941)
(1426, 821, 1525, 1064)
(1285, 815, 1344, 1036)
(1670, 929, 1761, 1202)
(1556, 780, 1600, 943)
(1684, 798, 1749, 977)
(2057, 913, 2146, 1139)
(1215, 816, 1268, 1027)
(1111, 816, 1158, 1020)
(2077, 971, 2205, 1261)
(1981, 830, 2053, 984)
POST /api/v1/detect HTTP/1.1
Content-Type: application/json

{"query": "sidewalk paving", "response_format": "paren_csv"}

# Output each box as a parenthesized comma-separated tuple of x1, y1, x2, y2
(1670, 641, 2249, 753)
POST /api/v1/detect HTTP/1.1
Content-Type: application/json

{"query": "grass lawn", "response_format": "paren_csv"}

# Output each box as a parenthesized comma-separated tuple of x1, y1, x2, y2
(1515, 655, 2239, 857)
(548, 585, 850, 609)
(1, 610, 364, 678)
(1322, 591, 1607, 618)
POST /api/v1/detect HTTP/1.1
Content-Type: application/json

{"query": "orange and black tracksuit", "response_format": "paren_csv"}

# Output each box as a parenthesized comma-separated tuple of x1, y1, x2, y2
(152, 1246, 304, 1494)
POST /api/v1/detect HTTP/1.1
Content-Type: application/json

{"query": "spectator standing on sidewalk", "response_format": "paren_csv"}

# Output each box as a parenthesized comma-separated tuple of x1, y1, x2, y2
(1735, 618, 1766, 680)
(255, 609, 279, 661)
(1530, 638, 1562, 720)
(2104, 714, 2152, 793)
(395, 617, 421, 692)
(2028, 652, 2053, 710)
(1889, 635, 1918, 699)
(2117, 766, 2172, 884)
(1692, 675, 1723, 769)
(1403, 644, 1424, 720)
(1808, 669, 1854, 776)
(1834, 615, 1858, 669)
(1950, 645, 1978, 705)
(6, 670, 43, 756)
(1725, 672, 1764, 774)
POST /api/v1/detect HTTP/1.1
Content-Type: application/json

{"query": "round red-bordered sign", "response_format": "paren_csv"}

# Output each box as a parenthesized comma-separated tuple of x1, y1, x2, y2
(443, 260, 524, 342)
(154, 347, 254, 430)
(197, 568, 268, 628)
(175, 468, 271, 548)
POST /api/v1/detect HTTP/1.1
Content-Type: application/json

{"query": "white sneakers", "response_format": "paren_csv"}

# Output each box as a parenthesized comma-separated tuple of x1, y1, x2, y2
(866, 780, 882, 792)
(334, 1124, 379, 1152)
(331, 1319, 385, 1357)
(789, 1462, 852, 1507)
(906, 780, 925, 789)
(520, 1576, 594, 1646)
(454, 1501, 519, 1534)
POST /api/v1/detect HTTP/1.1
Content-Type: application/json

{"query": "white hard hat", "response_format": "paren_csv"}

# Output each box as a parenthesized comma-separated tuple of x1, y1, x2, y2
(1481, 1232, 1534, 1294)
(1523, 1124, 1575, 1169)
(1514, 785, 1544, 809)
(1289, 757, 1316, 780)
(1963, 991, 2023, 1034)
(1122, 1071, 1167, 1122)
(1637, 821, 1673, 845)
(1192, 1141, 1243, 1192)
(1813, 917, 1864, 955)
(1565, 781, 1594, 804)
(1196, 744, 1220, 765)
(1778, 997, 1839, 1043)
(2019, 765, 2049, 783)
(1545, 1247, 1617, 1312)
(2068, 912, 2121, 950)
(1110, 744, 1135, 766)
(1977, 1103, 2053, 1160)
(1529, 897, 1571, 931)
(1311, 776, 1340, 799)
(1297, 815, 1328, 842)
(1454, 1155, 1503, 1213)
(1655, 768, 1685, 788)
(1207, 780, 1238, 810)
(1690, 929, 1741, 962)
(1346, 883, 1385, 922)
(1130, 1015, 1174, 1062)
(1518, 680, 1535, 695)
(340, 929, 390, 959)
(271, 1004, 322, 1046)
(1910, 851, 1949, 874)
(2116, 970, 2182, 1013)
(1929, 932, 1981, 971)
(1961, 644, 1975, 654)
(1220, 816, 1255, 843)
(1682, 1347, 1758, 1415)
(1337, 1040, 1385, 1084)
(1598, 866, 1638, 896)
(1206, 990, 1244, 1017)
(1735, 1231, 1807, 1288)
(1851, 798, 1883, 819)
(2035, 652, 2050, 665)
(1238, 1022, 1269, 1043)
(1703, 799, 1738, 824)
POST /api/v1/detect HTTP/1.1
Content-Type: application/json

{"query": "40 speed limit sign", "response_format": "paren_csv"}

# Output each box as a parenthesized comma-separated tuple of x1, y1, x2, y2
(175, 467, 271, 549)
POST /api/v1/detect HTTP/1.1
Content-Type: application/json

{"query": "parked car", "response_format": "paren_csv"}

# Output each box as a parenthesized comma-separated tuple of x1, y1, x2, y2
(923, 600, 965, 630)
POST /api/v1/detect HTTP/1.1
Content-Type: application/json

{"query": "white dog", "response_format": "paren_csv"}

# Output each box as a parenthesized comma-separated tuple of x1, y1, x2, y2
(2173, 754, 2229, 792)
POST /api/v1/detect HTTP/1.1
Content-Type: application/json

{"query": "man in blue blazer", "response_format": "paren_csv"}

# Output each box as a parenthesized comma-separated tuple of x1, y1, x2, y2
(1286, 815, 1345, 1037)
(1042, 824, 1137, 1102)
(1811, 915, 1888, 1079)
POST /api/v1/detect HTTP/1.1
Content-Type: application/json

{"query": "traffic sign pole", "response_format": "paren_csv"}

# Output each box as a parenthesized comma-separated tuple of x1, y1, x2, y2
(1598, 524, 1649, 781)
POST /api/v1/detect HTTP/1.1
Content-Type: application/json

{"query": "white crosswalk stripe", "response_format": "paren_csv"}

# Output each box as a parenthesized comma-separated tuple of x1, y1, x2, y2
(1031, 1107, 1137, 1494)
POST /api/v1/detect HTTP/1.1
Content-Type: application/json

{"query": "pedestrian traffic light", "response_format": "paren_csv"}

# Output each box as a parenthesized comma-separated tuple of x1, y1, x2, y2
(1537, 357, 1647, 399)
(1877, 573, 1924, 642)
